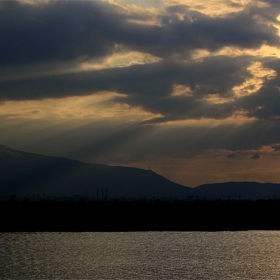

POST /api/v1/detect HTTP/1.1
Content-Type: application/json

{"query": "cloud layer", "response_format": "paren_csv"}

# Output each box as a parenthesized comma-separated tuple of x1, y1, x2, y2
(1, 0, 280, 185)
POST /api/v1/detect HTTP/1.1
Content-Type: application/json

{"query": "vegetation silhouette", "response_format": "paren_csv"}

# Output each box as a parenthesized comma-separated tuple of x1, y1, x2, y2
(8, 194, 17, 203)
(1, 199, 280, 232)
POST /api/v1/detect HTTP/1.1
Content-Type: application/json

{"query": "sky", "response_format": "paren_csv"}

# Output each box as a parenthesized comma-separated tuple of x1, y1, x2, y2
(1, 0, 280, 187)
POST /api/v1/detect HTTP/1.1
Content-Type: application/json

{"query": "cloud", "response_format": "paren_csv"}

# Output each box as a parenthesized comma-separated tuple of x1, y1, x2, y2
(2, 53, 280, 125)
(0, 0, 279, 126)
(0, 1, 121, 66)
(2, 0, 280, 180)
(227, 153, 236, 158)
(0, 0, 279, 67)
(272, 144, 280, 151)
(235, 57, 280, 120)
(0, 56, 253, 121)
(251, 153, 261, 159)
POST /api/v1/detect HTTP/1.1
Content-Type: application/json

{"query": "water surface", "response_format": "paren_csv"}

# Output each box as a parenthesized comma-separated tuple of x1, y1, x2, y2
(1, 231, 280, 279)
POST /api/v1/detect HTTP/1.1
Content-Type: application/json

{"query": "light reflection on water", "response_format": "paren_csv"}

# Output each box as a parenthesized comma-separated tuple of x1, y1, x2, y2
(1, 231, 280, 279)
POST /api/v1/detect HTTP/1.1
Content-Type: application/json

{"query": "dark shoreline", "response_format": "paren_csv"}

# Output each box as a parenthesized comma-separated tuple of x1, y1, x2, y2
(1, 200, 280, 232)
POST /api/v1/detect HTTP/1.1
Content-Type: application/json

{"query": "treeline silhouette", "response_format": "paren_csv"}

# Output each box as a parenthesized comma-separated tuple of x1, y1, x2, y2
(1, 199, 280, 231)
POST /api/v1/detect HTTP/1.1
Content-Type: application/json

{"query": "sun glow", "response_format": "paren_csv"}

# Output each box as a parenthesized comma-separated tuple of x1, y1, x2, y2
(233, 62, 276, 98)
(163, 0, 267, 17)
(0, 93, 159, 121)
(80, 50, 161, 71)
(171, 84, 194, 96)
(192, 45, 280, 60)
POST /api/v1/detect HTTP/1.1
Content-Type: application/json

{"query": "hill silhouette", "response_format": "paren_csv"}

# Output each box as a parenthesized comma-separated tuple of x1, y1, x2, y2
(1, 145, 280, 201)
(193, 181, 280, 200)
(0, 145, 191, 199)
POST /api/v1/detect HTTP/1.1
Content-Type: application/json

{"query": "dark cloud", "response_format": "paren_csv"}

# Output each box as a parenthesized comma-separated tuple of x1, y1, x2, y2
(0, 0, 278, 68)
(227, 153, 236, 158)
(159, 5, 279, 53)
(2, 53, 280, 125)
(2, 0, 280, 186)
(0, 55, 253, 122)
(260, 0, 280, 9)
(251, 153, 260, 159)
(1, 0, 280, 154)
(272, 145, 280, 151)
(0, 1, 121, 66)
(236, 58, 280, 120)
(0, 0, 279, 112)
(0, 0, 279, 123)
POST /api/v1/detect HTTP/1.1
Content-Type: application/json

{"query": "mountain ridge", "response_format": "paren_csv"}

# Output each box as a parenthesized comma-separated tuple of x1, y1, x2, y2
(0, 145, 191, 199)
(1, 145, 280, 200)
(194, 181, 280, 200)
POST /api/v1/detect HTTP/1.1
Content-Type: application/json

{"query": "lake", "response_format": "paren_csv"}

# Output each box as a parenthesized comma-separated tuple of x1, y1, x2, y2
(1, 231, 280, 279)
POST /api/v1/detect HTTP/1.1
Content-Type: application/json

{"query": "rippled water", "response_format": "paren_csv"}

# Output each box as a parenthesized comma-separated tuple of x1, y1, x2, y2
(1, 231, 280, 279)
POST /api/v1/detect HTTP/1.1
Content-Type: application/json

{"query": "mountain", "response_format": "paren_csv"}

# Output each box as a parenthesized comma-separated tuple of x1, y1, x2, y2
(0, 145, 192, 200)
(192, 181, 280, 200)
(2, 145, 280, 201)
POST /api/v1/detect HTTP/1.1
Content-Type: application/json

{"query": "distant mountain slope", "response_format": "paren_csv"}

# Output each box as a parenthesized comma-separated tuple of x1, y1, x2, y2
(192, 182, 280, 200)
(2, 145, 280, 201)
(0, 145, 191, 199)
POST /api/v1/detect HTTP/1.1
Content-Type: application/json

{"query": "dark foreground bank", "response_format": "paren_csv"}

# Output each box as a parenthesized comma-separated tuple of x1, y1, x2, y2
(1, 200, 280, 231)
